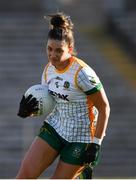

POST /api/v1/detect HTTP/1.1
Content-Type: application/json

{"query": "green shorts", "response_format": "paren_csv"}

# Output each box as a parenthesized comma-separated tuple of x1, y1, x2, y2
(38, 122, 100, 166)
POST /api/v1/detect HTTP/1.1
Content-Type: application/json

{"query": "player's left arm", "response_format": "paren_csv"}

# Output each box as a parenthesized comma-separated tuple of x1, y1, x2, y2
(77, 65, 110, 165)
(84, 88, 110, 165)
(88, 87, 110, 142)
(77, 65, 110, 142)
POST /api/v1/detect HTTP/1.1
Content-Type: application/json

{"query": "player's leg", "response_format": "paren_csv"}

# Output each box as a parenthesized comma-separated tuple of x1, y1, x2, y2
(77, 165, 93, 179)
(51, 160, 84, 179)
(77, 145, 101, 179)
(51, 142, 90, 179)
(16, 137, 59, 179)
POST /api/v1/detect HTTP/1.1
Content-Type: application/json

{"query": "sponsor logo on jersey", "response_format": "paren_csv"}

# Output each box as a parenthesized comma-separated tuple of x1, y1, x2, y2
(55, 76, 63, 81)
(89, 77, 96, 85)
(49, 90, 69, 101)
(55, 82, 59, 88)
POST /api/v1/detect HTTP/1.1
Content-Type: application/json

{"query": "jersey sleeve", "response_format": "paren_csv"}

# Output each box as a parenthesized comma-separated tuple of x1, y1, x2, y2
(77, 66, 103, 95)
(41, 62, 51, 85)
(41, 70, 46, 85)
(41, 66, 48, 85)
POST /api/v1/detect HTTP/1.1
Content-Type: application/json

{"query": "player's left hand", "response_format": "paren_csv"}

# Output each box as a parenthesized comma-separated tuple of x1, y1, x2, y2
(84, 143, 101, 166)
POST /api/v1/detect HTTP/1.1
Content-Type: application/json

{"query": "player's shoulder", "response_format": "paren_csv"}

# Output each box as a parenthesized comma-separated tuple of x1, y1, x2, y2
(73, 56, 88, 68)
(74, 56, 95, 75)
(43, 62, 53, 72)
(44, 62, 52, 69)
(42, 62, 53, 82)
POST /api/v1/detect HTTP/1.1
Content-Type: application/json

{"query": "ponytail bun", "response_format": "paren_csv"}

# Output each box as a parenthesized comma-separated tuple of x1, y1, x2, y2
(51, 15, 65, 28)
(46, 12, 73, 30)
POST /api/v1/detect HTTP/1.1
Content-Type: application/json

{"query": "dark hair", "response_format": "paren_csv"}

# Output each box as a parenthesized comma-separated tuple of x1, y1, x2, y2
(45, 12, 76, 55)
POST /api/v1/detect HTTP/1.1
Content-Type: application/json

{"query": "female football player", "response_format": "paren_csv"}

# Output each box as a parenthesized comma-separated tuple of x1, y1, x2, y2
(16, 12, 110, 179)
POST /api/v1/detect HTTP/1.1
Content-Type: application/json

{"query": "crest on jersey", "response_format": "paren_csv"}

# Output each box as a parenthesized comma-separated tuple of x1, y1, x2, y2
(63, 81, 70, 89)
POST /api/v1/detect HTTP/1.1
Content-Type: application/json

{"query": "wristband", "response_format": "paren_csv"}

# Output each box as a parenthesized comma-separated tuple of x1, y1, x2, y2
(93, 137, 103, 145)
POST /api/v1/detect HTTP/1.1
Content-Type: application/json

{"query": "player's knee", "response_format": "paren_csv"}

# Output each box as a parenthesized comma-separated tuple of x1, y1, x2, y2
(16, 159, 35, 178)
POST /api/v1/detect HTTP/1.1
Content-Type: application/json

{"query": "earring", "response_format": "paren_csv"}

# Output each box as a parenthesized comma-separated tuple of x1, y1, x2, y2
(69, 47, 73, 53)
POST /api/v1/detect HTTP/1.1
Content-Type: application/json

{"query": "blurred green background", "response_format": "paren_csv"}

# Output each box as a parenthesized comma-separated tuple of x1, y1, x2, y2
(0, 0, 136, 178)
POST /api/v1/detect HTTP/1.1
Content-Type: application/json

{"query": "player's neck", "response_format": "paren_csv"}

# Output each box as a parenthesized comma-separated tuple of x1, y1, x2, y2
(54, 58, 70, 70)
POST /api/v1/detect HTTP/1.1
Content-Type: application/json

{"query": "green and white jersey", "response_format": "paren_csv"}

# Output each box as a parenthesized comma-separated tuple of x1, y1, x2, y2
(41, 56, 102, 143)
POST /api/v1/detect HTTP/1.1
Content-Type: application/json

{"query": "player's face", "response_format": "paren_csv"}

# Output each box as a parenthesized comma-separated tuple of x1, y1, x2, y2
(46, 39, 71, 67)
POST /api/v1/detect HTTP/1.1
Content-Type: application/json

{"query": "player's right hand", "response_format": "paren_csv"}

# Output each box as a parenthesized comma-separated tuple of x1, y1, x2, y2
(17, 94, 39, 118)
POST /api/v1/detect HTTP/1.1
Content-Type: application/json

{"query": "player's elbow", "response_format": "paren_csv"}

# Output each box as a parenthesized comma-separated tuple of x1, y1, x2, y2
(97, 100, 110, 118)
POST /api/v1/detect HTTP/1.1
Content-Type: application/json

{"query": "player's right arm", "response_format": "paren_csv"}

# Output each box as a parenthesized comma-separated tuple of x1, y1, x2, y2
(17, 63, 50, 119)
(17, 94, 39, 118)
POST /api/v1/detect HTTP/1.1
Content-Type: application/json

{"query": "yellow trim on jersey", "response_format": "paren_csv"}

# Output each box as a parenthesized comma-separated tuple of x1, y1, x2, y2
(74, 66, 83, 90)
(74, 56, 88, 67)
(55, 57, 74, 74)
(74, 56, 88, 90)
(44, 62, 50, 82)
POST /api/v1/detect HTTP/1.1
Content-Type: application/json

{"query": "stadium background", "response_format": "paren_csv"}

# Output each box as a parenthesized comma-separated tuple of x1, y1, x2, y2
(0, 0, 136, 178)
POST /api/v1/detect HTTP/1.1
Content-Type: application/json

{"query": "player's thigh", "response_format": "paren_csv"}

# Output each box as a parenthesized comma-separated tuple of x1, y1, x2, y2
(17, 136, 59, 178)
(51, 160, 84, 179)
